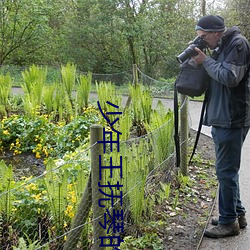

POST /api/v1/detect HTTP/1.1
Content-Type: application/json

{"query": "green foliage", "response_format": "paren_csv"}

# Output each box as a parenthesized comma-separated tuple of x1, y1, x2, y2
(0, 0, 227, 78)
(12, 176, 48, 240)
(0, 110, 99, 158)
(129, 83, 153, 133)
(120, 233, 163, 250)
(0, 74, 180, 248)
(145, 100, 174, 163)
(0, 161, 14, 222)
(61, 63, 76, 101)
(43, 85, 56, 113)
(76, 72, 92, 110)
(21, 65, 47, 118)
(158, 182, 171, 202)
(13, 235, 46, 250)
(108, 139, 153, 227)
(43, 159, 68, 230)
(0, 73, 12, 116)
(96, 81, 122, 125)
(118, 109, 132, 141)
(0, 0, 52, 65)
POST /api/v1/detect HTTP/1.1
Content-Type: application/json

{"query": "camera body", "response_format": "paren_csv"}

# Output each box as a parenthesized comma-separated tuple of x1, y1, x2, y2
(176, 36, 208, 64)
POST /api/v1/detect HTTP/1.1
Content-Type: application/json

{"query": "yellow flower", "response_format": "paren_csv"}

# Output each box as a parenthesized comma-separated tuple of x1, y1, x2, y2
(12, 207, 17, 212)
(32, 193, 42, 201)
(42, 147, 49, 157)
(3, 130, 9, 135)
(65, 205, 74, 218)
(71, 195, 76, 204)
(36, 152, 41, 159)
(26, 183, 37, 191)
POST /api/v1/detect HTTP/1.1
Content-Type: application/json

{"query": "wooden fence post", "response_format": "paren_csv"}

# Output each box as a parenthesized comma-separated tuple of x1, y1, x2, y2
(91, 124, 105, 250)
(133, 63, 138, 86)
(125, 64, 138, 110)
(63, 175, 92, 250)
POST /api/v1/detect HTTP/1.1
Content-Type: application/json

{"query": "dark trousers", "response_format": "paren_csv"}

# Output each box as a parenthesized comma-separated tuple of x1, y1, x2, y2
(211, 126, 249, 225)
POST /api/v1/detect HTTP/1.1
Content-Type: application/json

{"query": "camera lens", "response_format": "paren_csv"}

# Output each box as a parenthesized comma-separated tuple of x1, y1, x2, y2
(176, 45, 198, 63)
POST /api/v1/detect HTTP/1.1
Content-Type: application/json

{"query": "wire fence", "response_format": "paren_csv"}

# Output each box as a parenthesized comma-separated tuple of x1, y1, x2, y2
(0, 64, 175, 97)
(0, 66, 190, 249)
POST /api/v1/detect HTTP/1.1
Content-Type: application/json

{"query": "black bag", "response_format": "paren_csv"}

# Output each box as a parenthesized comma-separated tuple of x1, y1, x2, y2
(175, 58, 208, 97)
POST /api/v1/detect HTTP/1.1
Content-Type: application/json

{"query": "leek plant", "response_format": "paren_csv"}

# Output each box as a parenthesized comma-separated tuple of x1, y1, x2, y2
(43, 84, 55, 114)
(76, 72, 92, 112)
(0, 161, 15, 248)
(52, 83, 73, 122)
(129, 84, 153, 135)
(125, 139, 152, 225)
(43, 159, 68, 235)
(118, 109, 132, 141)
(107, 138, 152, 227)
(0, 161, 14, 223)
(96, 81, 122, 124)
(145, 100, 174, 164)
(21, 65, 47, 118)
(61, 63, 76, 103)
(0, 73, 12, 117)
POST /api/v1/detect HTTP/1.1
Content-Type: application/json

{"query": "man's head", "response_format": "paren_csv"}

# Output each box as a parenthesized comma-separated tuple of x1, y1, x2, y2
(195, 15, 225, 49)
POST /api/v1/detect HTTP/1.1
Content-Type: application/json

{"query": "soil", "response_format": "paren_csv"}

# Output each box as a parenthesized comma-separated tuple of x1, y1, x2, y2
(0, 152, 45, 180)
(160, 130, 217, 250)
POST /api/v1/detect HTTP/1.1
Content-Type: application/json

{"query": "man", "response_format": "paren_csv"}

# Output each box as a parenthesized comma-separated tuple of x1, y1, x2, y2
(192, 15, 250, 238)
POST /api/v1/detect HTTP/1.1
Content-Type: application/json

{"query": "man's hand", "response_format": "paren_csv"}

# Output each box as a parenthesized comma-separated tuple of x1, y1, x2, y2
(192, 47, 207, 64)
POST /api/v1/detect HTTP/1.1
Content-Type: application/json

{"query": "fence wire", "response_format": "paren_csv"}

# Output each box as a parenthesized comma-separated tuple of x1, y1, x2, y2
(0, 67, 190, 249)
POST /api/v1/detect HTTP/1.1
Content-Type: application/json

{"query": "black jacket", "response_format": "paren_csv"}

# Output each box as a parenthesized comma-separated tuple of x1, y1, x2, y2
(203, 26, 250, 128)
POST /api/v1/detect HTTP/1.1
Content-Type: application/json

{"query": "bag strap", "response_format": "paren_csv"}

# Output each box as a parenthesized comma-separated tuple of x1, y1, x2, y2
(188, 91, 208, 164)
(174, 80, 180, 168)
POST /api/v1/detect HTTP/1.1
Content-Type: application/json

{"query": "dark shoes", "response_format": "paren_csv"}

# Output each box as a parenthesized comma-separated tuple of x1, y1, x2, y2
(211, 214, 247, 229)
(204, 222, 240, 238)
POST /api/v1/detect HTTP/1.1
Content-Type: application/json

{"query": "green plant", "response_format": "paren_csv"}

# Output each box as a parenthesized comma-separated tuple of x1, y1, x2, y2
(21, 65, 47, 118)
(178, 172, 193, 189)
(96, 81, 122, 124)
(0, 73, 12, 117)
(129, 83, 153, 126)
(76, 72, 92, 111)
(12, 176, 49, 241)
(158, 182, 171, 202)
(118, 140, 152, 226)
(12, 233, 49, 250)
(120, 233, 163, 250)
(43, 159, 67, 216)
(0, 161, 15, 222)
(117, 109, 132, 141)
(172, 190, 180, 210)
(0, 109, 99, 158)
(145, 100, 174, 164)
(60, 62, 76, 102)
(43, 84, 56, 114)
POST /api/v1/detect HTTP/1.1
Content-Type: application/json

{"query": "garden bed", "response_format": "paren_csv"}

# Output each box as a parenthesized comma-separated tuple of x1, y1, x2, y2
(118, 131, 218, 250)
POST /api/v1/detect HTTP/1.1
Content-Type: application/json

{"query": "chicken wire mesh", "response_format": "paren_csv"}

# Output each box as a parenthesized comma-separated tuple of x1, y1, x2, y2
(0, 66, 190, 249)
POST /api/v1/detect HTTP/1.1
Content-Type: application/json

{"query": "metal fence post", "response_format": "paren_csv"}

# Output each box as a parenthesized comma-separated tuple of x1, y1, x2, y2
(180, 94, 189, 176)
(91, 124, 105, 249)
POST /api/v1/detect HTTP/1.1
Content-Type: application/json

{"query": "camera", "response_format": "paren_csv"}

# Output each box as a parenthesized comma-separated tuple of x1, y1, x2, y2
(176, 36, 208, 64)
